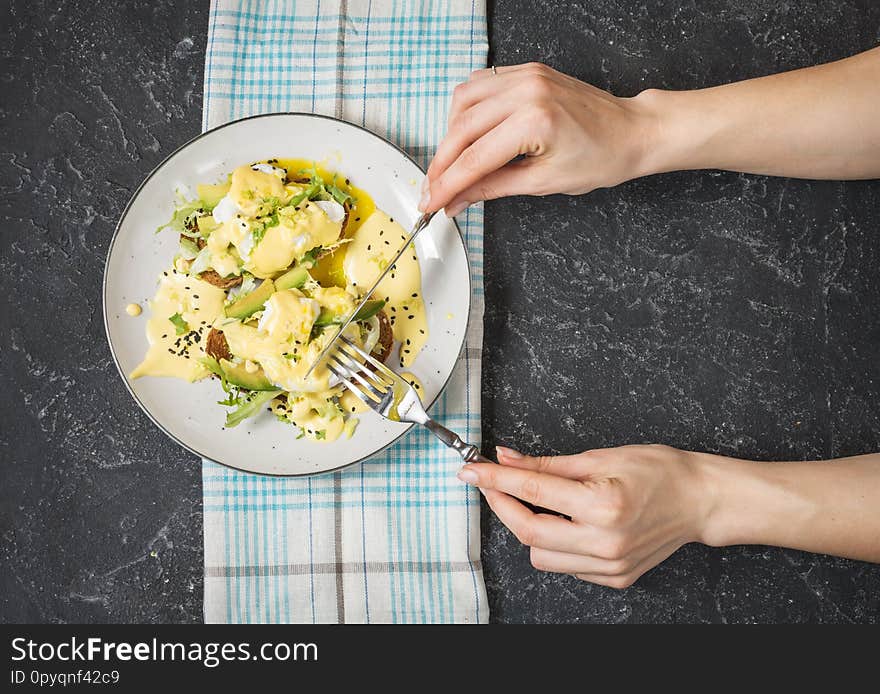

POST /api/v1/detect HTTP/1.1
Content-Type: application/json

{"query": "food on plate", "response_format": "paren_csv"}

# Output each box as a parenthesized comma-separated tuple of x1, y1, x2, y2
(130, 159, 428, 442)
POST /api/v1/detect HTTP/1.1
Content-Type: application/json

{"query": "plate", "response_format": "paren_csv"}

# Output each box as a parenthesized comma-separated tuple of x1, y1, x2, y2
(103, 113, 471, 476)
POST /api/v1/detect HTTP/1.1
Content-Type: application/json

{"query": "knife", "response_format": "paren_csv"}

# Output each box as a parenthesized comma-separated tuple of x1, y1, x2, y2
(304, 210, 437, 378)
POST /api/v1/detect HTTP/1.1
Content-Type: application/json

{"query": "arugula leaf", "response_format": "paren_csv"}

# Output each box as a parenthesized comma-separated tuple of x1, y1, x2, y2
(168, 313, 189, 335)
(314, 430, 327, 440)
(225, 390, 282, 428)
(252, 224, 267, 246)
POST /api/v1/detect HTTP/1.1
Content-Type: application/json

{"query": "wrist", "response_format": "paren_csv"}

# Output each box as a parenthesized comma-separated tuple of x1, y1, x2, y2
(629, 87, 722, 177)
(693, 453, 821, 549)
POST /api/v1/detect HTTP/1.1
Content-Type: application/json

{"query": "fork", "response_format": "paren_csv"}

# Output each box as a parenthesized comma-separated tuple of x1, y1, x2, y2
(326, 336, 494, 464)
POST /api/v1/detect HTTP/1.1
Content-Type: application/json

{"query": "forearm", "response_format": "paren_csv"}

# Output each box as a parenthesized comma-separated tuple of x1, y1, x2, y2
(637, 46, 880, 180)
(698, 452, 880, 562)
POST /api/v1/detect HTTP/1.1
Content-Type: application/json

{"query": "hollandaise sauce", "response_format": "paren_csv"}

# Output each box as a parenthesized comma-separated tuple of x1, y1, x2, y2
(342, 211, 428, 367)
(130, 272, 226, 381)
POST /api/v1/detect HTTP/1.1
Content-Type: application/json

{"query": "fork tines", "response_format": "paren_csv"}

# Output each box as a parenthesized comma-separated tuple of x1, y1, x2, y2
(325, 337, 395, 408)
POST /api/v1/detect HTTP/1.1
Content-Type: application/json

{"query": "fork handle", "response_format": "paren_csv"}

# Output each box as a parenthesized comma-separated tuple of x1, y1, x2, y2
(424, 419, 495, 464)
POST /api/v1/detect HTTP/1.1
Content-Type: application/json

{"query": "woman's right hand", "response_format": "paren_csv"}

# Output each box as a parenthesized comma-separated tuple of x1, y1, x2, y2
(421, 62, 661, 216)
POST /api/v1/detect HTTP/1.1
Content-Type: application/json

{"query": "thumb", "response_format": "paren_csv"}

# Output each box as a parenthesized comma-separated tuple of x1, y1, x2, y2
(495, 445, 596, 480)
(444, 158, 545, 217)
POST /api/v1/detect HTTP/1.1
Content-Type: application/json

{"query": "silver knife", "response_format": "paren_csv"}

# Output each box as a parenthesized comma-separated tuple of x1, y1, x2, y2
(304, 210, 437, 378)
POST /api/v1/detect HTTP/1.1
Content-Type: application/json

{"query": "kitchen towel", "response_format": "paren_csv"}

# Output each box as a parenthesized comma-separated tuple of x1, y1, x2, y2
(201, 0, 489, 623)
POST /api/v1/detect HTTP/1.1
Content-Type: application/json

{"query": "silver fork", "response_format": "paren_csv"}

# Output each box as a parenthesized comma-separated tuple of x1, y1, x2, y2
(326, 336, 494, 464)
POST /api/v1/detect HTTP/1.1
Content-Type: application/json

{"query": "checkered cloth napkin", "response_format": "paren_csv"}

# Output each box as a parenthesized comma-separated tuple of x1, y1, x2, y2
(200, 0, 489, 623)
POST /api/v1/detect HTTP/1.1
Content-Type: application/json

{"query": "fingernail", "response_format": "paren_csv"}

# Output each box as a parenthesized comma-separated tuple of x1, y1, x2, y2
(420, 176, 430, 195)
(418, 183, 431, 211)
(445, 200, 468, 218)
(496, 445, 523, 460)
(457, 467, 479, 484)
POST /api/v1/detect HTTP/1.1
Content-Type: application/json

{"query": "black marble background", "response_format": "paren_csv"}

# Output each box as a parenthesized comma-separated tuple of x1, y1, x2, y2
(2, 0, 878, 623)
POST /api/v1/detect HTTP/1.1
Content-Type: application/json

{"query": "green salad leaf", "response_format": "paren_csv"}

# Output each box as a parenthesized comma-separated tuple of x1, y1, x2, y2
(168, 313, 189, 335)
(225, 390, 283, 428)
(156, 195, 203, 235)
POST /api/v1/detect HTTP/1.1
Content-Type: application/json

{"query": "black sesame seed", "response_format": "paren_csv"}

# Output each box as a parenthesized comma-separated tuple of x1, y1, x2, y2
(408, 315, 414, 320)
(355, 217, 361, 222)
(419, 329, 425, 334)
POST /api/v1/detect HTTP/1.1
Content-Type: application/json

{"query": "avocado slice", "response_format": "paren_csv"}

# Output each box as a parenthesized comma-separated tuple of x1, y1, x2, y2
(313, 299, 386, 327)
(275, 264, 311, 291)
(197, 182, 231, 211)
(225, 279, 275, 319)
(219, 359, 276, 391)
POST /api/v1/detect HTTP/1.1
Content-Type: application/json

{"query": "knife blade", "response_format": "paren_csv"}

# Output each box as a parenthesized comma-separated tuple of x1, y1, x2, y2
(304, 210, 436, 378)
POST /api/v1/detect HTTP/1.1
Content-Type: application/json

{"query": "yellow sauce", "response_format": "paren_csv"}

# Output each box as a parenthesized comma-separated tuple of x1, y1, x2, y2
(343, 210, 428, 367)
(340, 388, 369, 415)
(125, 303, 142, 316)
(400, 372, 424, 400)
(130, 272, 226, 381)
(228, 165, 286, 216)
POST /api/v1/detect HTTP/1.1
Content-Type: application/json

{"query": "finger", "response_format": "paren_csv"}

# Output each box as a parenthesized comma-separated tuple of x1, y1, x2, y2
(446, 70, 520, 124)
(495, 445, 597, 480)
(443, 158, 549, 217)
(459, 462, 592, 518)
(424, 114, 537, 213)
(427, 95, 517, 183)
(482, 489, 598, 553)
(573, 539, 683, 589)
(529, 547, 630, 576)
(572, 572, 638, 590)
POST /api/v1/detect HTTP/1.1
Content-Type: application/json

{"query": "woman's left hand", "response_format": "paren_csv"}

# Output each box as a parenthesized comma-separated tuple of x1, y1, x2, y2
(458, 444, 717, 588)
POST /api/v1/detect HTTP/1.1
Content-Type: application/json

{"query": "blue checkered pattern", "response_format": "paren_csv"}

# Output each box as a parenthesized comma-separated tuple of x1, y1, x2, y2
(201, 0, 489, 623)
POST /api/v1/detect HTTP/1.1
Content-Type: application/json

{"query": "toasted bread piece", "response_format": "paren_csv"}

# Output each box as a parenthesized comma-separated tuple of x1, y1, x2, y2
(205, 328, 232, 362)
(198, 271, 243, 289)
(372, 309, 393, 363)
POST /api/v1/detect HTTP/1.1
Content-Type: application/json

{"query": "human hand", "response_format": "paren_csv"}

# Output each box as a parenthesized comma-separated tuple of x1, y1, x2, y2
(421, 62, 659, 216)
(458, 444, 716, 588)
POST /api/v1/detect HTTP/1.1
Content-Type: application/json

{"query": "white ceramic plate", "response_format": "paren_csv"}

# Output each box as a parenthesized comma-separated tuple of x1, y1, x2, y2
(104, 113, 471, 476)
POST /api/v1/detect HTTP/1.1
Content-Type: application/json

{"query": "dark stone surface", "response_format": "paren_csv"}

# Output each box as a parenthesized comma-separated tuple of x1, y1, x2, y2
(1, 0, 878, 623)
